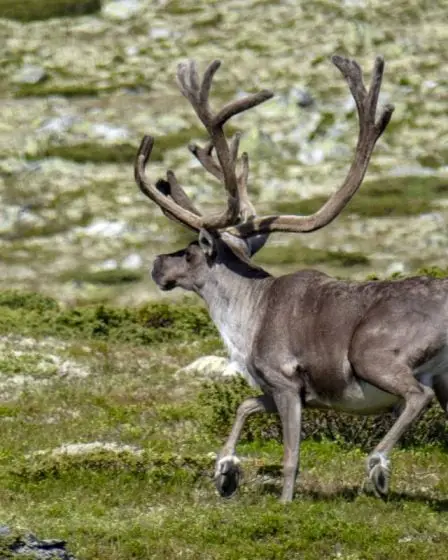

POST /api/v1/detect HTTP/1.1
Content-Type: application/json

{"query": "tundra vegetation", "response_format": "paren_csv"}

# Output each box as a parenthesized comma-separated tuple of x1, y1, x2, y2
(0, 0, 447, 558)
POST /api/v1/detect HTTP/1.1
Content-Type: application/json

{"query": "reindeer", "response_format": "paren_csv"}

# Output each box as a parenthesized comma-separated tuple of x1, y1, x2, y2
(134, 55, 448, 503)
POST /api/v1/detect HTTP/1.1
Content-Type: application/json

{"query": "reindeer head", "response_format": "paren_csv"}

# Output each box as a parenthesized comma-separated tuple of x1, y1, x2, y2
(151, 229, 268, 292)
(135, 56, 394, 293)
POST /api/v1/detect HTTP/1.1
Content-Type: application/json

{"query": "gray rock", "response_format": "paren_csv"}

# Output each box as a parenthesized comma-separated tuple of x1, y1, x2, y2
(149, 27, 172, 40)
(91, 123, 129, 142)
(122, 253, 142, 270)
(0, 525, 10, 536)
(0, 528, 76, 559)
(82, 220, 127, 238)
(298, 146, 325, 166)
(177, 356, 240, 379)
(98, 258, 118, 270)
(12, 65, 47, 85)
(38, 116, 77, 136)
(386, 262, 405, 276)
(102, 0, 143, 20)
(290, 87, 314, 108)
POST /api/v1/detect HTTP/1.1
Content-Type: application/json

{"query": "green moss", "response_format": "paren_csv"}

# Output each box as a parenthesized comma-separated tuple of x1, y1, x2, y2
(255, 241, 369, 268)
(416, 266, 448, 279)
(63, 268, 143, 286)
(273, 175, 448, 218)
(31, 143, 137, 164)
(15, 83, 101, 98)
(192, 11, 223, 28)
(29, 127, 207, 164)
(14, 79, 152, 98)
(162, 0, 202, 15)
(418, 149, 448, 169)
(0, 0, 101, 22)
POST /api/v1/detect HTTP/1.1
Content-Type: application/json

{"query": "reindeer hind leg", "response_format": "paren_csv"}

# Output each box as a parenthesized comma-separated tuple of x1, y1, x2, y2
(349, 346, 435, 497)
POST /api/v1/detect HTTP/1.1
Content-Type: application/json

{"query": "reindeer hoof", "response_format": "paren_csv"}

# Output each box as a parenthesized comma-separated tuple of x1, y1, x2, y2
(367, 452, 390, 498)
(214, 455, 241, 498)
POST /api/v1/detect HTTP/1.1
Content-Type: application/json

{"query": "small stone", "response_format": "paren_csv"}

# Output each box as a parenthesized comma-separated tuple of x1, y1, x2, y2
(126, 45, 139, 57)
(386, 262, 405, 276)
(102, 0, 142, 21)
(13, 64, 47, 85)
(149, 27, 172, 40)
(38, 116, 76, 136)
(290, 87, 314, 108)
(122, 253, 142, 270)
(98, 259, 118, 270)
(298, 146, 325, 166)
(82, 220, 127, 237)
(177, 356, 239, 379)
(91, 123, 129, 142)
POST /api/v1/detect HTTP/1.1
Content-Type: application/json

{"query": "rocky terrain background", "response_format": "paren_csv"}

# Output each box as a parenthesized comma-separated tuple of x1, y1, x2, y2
(1, 0, 447, 306)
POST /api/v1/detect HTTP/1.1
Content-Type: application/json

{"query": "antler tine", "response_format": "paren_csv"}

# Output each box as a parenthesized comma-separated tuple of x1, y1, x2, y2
(332, 56, 367, 123)
(332, 55, 393, 139)
(177, 59, 274, 228)
(214, 90, 275, 127)
(238, 151, 256, 221)
(156, 170, 202, 217)
(199, 59, 221, 107)
(134, 135, 203, 231)
(229, 132, 241, 164)
(222, 55, 394, 238)
(188, 140, 223, 181)
(189, 131, 256, 220)
(188, 131, 241, 181)
(155, 179, 201, 232)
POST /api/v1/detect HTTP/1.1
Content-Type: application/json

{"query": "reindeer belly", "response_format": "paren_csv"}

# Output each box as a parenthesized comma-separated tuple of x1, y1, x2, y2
(304, 378, 400, 415)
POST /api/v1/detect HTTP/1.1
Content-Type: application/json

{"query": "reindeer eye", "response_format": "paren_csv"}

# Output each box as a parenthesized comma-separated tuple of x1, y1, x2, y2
(185, 249, 193, 263)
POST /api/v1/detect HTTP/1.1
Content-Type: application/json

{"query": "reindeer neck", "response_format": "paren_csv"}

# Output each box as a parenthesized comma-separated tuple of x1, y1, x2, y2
(196, 260, 272, 369)
(198, 259, 271, 314)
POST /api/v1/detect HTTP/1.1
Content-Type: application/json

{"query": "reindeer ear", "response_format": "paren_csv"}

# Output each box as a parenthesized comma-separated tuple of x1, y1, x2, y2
(198, 229, 217, 258)
(245, 233, 270, 256)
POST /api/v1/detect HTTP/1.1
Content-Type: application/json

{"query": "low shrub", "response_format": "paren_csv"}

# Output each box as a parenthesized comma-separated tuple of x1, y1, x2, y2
(0, 290, 217, 346)
(198, 377, 448, 450)
(13, 449, 214, 485)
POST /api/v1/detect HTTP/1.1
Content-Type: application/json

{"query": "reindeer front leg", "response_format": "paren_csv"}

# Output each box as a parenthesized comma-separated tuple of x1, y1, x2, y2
(273, 391, 303, 503)
(215, 393, 277, 497)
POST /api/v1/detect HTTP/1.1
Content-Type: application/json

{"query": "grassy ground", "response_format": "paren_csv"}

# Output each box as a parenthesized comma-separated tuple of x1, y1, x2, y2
(0, 291, 446, 559)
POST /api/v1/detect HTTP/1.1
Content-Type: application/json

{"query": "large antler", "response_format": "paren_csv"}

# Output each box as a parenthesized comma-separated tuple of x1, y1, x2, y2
(223, 55, 394, 238)
(135, 55, 393, 237)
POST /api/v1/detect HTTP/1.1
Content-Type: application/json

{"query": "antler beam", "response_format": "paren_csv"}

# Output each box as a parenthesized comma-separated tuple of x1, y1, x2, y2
(222, 55, 394, 237)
